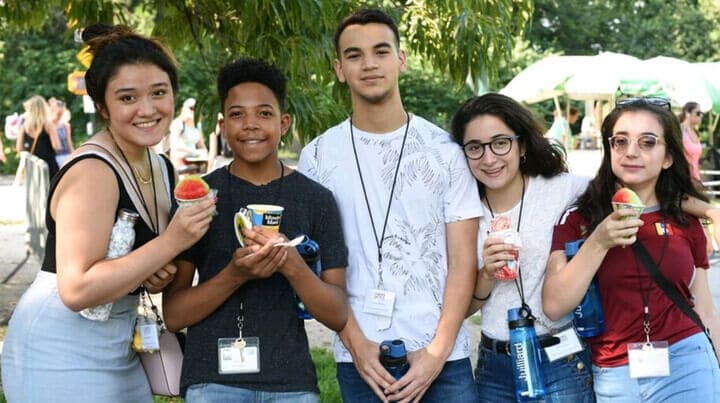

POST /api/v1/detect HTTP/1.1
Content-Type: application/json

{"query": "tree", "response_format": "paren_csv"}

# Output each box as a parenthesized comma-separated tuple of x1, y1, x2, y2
(0, 0, 533, 143)
(528, 0, 720, 61)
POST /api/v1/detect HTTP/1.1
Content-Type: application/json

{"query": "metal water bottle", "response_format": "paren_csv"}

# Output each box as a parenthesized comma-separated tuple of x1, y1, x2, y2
(296, 236, 321, 320)
(567, 240, 606, 337)
(379, 339, 410, 380)
(80, 209, 139, 321)
(508, 307, 546, 401)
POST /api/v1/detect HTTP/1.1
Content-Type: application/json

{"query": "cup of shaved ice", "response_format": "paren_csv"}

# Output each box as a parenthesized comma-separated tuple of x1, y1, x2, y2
(611, 187, 644, 219)
(174, 175, 216, 208)
(488, 216, 521, 281)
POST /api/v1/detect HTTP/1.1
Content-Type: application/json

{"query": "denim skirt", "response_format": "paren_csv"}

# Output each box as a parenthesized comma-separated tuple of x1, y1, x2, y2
(1, 271, 152, 402)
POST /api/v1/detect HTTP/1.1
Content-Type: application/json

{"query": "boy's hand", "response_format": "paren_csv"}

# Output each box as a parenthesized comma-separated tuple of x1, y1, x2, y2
(229, 240, 287, 280)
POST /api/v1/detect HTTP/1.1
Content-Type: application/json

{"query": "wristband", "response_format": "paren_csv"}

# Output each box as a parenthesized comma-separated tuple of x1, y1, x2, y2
(472, 291, 492, 302)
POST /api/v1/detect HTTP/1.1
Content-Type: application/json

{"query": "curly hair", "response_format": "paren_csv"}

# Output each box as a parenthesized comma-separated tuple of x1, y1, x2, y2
(450, 93, 567, 196)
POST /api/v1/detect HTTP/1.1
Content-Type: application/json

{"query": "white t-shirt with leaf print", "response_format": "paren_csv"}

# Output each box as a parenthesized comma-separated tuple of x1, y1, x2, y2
(298, 114, 483, 362)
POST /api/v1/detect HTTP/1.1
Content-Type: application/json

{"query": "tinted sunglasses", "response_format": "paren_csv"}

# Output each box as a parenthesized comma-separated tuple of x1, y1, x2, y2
(615, 97, 671, 111)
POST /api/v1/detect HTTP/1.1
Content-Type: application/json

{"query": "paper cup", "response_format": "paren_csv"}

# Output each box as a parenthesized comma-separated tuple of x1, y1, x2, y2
(234, 208, 252, 247)
(176, 188, 218, 209)
(488, 229, 521, 281)
(611, 202, 644, 219)
(246, 204, 284, 231)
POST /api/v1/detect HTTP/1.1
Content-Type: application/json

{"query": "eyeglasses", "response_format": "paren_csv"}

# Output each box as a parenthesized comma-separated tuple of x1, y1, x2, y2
(462, 135, 520, 160)
(616, 97, 671, 111)
(695, 111, 704, 117)
(608, 134, 665, 152)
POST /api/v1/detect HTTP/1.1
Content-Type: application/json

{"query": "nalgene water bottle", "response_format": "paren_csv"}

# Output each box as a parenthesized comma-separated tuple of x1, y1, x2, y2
(508, 307, 546, 401)
(567, 239, 606, 337)
(80, 209, 139, 321)
(379, 339, 410, 380)
(296, 236, 321, 319)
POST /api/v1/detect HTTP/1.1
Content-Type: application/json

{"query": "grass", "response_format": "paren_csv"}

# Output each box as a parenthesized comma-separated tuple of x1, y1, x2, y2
(2, 347, 339, 403)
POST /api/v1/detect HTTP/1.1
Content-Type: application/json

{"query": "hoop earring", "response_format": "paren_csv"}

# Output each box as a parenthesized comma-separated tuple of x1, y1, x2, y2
(520, 154, 527, 164)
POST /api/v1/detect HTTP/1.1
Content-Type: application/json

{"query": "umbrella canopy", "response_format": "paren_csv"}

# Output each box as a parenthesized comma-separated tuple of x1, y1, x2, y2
(499, 55, 589, 103)
(693, 62, 720, 113)
(500, 53, 719, 112)
(564, 52, 643, 101)
(620, 56, 714, 112)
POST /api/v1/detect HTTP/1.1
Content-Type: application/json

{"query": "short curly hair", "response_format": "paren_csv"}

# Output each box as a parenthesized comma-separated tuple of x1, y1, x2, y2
(217, 57, 287, 112)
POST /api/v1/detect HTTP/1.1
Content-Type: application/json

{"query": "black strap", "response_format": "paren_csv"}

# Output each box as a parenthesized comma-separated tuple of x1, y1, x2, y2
(632, 241, 717, 359)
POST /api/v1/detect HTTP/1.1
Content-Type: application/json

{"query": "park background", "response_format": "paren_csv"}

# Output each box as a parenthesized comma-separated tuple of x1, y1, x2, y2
(1, 1, 720, 402)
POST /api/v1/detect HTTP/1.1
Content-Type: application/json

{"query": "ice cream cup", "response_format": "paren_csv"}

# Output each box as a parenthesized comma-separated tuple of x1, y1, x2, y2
(488, 229, 521, 281)
(176, 188, 218, 209)
(246, 204, 284, 231)
(611, 202, 644, 220)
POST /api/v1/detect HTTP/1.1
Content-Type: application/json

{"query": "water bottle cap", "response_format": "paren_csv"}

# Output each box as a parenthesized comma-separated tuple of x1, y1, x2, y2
(117, 208, 140, 223)
(507, 307, 534, 328)
(564, 239, 584, 257)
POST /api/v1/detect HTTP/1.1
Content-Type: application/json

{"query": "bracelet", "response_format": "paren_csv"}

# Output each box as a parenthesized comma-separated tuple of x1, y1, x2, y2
(472, 291, 492, 302)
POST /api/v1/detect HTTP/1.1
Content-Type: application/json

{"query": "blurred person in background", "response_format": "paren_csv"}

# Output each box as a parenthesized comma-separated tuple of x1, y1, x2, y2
(678, 101, 704, 182)
(16, 95, 60, 179)
(169, 97, 207, 174)
(49, 97, 74, 167)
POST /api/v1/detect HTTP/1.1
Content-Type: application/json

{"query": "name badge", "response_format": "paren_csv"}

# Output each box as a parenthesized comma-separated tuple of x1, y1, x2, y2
(363, 289, 396, 331)
(138, 323, 160, 351)
(627, 341, 670, 378)
(218, 337, 260, 374)
(543, 327, 583, 361)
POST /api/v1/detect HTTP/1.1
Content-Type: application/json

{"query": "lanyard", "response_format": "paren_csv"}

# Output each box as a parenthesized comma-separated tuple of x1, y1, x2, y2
(632, 218, 669, 342)
(485, 175, 528, 311)
(350, 112, 410, 289)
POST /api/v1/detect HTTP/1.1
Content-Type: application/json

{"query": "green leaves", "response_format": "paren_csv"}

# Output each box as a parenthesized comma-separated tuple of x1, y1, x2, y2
(0, 0, 532, 143)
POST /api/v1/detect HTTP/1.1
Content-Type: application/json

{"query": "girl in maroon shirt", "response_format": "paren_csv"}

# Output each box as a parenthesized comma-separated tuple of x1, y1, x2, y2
(543, 97, 720, 402)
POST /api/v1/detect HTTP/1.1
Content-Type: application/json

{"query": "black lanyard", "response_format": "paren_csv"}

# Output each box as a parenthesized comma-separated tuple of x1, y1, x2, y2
(485, 175, 528, 312)
(350, 112, 410, 288)
(632, 217, 669, 342)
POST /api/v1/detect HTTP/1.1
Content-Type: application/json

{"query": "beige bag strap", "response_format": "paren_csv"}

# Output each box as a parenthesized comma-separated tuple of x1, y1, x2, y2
(72, 135, 170, 233)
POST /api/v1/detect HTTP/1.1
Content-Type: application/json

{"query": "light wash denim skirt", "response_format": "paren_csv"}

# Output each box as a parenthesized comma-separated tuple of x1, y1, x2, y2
(1, 271, 152, 402)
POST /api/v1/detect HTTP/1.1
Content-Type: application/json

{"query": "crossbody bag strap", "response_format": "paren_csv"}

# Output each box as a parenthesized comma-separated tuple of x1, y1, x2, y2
(632, 241, 717, 358)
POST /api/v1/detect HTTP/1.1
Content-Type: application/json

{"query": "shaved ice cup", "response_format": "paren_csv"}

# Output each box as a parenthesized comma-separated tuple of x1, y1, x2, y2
(488, 229, 522, 281)
(611, 202, 644, 219)
(177, 188, 218, 208)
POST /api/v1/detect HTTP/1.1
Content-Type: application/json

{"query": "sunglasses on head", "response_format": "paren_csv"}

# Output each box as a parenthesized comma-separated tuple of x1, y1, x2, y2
(615, 97, 671, 111)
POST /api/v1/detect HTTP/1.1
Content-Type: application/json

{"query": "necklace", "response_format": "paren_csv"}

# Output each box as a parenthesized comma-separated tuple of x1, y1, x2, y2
(132, 163, 152, 185)
(113, 138, 159, 234)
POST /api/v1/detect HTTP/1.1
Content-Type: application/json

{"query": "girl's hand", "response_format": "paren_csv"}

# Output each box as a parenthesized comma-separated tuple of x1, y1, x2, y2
(481, 236, 515, 279)
(165, 198, 216, 251)
(593, 208, 644, 249)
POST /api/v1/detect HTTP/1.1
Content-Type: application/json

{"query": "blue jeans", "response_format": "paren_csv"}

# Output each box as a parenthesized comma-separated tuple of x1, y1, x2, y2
(475, 341, 594, 402)
(593, 332, 720, 402)
(185, 383, 319, 403)
(337, 358, 478, 402)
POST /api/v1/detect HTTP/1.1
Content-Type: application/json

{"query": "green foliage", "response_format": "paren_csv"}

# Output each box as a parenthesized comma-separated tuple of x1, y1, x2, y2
(400, 58, 474, 131)
(0, 0, 532, 145)
(528, 0, 720, 61)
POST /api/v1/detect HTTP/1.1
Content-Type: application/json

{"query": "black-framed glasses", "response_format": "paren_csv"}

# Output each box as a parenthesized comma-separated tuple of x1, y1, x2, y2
(462, 135, 520, 160)
(609, 134, 665, 152)
(615, 97, 671, 111)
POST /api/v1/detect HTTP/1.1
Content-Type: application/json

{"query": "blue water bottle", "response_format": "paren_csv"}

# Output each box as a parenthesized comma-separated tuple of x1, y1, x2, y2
(566, 240, 605, 337)
(508, 307, 546, 401)
(379, 339, 410, 380)
(296, 236, 321, 320)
